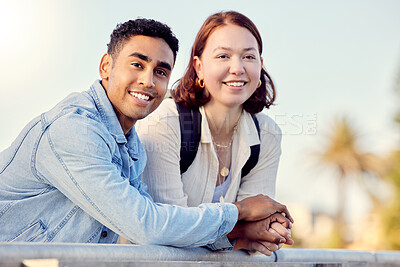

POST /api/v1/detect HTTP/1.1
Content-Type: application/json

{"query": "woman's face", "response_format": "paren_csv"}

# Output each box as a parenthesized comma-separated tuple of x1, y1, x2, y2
(194, 23, 263, 109)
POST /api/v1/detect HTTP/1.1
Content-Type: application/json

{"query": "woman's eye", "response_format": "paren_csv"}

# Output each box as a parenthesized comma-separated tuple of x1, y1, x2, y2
(217, 54, 229, 59)
(245, 55, 256, 60)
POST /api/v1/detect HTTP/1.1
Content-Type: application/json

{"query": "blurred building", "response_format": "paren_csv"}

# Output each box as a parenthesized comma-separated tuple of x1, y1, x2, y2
(288, 203, 384, 250)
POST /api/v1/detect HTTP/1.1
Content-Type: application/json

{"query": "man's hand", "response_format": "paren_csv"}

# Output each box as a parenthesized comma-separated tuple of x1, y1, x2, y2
(239, 222, 293, 255)
(233, 194, 294, 222)
(234, 238, 276, 256)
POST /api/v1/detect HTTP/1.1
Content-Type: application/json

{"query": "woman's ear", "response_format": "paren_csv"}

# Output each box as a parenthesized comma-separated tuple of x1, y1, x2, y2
(193, 56, 203, 80)
(99, 53, 112, 80)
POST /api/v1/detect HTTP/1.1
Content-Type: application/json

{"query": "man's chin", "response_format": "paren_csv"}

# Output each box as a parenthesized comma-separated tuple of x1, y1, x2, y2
(129, 100, 163, 122)
(131, 109, 156, 122)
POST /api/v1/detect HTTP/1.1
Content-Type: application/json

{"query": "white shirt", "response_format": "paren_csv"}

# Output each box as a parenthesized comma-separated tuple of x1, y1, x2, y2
(212, 170, 232, 203)
(135, 98, 282, 207)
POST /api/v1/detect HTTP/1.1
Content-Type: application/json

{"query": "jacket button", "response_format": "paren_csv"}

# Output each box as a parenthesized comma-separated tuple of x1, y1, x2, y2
(101, 231, 107, 238)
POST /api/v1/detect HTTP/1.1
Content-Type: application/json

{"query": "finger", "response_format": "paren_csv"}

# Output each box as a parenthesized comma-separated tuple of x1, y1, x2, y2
(268, 227, 286, 245)
(280, 212, 293, 229)
(270, 222, 288, 237)
(285, 237, 294, 245)
(278, 204, 294, 223)
(269, 213, 291, 228)
(258, 229, 286, 244)
(270, 225, 294, 245)
(250, 241, 273, 256)
(234, 238, 258, 252)
(284, 229, 294, 245)
(258, 240, 279, 252)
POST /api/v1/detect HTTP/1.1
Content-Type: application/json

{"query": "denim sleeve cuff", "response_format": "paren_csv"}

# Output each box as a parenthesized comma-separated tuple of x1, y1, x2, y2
(206, 235, 236, 251)
(220, 203, 239, 234)
(205, 203, 238, 251)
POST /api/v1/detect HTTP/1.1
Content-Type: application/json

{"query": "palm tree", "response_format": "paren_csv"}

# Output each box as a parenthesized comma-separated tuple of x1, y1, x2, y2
(315, 116, 384, 246)
(380, 67, 400, 249)
(380, 149, 400, 249)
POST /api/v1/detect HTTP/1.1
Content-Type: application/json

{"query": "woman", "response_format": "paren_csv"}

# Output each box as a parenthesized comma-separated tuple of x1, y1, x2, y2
(136, 11, 290, 252)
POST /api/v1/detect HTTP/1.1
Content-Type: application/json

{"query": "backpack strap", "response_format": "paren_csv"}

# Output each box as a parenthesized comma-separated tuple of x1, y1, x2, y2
(240, 114, 260, 178)
(176, 101, 201, 174)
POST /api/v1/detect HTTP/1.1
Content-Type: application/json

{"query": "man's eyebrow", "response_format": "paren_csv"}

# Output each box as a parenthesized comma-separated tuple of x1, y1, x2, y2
(129, 52, 150, 62)
(157, 61, 172, 71)
(128, 52, 171, 71)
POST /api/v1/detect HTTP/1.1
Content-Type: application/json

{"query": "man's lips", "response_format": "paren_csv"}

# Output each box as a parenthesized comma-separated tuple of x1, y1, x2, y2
(129, 91, 154, 101)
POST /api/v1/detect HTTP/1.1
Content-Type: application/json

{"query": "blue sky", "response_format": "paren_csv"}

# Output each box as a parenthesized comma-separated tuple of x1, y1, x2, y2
(1, 0, 399, 222)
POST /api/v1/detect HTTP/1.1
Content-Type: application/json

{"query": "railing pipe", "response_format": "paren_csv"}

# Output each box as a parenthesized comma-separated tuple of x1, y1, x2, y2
(0, 243, 399, 266)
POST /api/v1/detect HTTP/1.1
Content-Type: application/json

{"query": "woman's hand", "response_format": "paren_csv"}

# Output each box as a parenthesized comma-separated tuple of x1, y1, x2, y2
(230, 212, 294, 255)
(270, 221, 293, 246)
(227, 212, 292, 244)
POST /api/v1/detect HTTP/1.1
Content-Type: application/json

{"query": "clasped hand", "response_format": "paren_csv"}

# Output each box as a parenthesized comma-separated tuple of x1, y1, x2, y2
(229, 194, 294, 256)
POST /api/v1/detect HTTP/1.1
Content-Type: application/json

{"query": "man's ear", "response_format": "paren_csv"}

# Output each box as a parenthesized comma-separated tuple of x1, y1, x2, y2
(193, 56, 203, 80)
(99, 53, 112, 80)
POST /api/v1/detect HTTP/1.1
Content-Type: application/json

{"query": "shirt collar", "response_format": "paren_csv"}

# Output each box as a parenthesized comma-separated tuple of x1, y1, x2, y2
(125, 127, 143, 160)
(199, 106, 212, 144)
(89, 79, 127, 144)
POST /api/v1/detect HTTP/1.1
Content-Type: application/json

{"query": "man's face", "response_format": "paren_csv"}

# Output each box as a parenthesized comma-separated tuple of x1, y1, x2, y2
(100, 35, 174, 133)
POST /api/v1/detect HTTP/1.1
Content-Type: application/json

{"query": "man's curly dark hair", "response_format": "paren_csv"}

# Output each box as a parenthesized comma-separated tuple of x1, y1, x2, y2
(107, 18, 179, 63)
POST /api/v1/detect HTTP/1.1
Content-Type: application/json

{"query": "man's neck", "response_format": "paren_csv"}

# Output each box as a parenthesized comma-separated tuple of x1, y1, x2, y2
(117, 115, 135, 135)
(100, 80, 135, 135)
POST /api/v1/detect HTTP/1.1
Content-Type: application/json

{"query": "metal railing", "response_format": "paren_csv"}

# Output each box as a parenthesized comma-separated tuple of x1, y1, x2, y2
(0, 243, 399, 266)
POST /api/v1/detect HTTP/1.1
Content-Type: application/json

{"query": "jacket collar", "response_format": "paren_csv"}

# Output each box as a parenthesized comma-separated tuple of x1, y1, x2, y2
(89, 80, 126, 143)
(89, 80, 140, 158)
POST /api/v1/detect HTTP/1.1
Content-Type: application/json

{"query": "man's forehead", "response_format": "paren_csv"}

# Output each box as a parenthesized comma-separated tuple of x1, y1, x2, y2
(120, 35, 174, 64)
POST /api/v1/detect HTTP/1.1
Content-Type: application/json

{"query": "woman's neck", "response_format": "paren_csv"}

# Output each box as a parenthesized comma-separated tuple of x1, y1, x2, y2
(204, 102, 242, 142)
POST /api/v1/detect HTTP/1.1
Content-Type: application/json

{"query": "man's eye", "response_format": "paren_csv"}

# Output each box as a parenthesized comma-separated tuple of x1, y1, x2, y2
(131, 62, 142, 68)
(155, 69, 167, 77)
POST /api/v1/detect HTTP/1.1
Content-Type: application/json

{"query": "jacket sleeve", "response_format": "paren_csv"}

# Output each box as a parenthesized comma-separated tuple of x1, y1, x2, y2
(35, 112, 238, 247)
(136, 101, 235, 251)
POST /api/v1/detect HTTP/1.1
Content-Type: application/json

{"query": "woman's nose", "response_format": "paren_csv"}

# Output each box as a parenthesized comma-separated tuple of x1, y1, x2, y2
(229, 57, 245, 75)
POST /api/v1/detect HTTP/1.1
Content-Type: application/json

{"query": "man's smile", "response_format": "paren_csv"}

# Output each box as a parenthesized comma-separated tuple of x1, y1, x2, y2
(129, 91, 154, 101)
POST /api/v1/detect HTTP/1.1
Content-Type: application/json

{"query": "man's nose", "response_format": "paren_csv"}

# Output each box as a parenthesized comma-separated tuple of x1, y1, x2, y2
(138, 70, 155, 88)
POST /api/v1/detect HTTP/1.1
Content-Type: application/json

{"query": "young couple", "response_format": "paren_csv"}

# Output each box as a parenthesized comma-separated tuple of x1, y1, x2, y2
(0, 11, 293, 255)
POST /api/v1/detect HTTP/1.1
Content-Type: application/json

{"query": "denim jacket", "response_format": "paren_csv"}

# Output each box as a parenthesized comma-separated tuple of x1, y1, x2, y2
(0, 80, 238, 247)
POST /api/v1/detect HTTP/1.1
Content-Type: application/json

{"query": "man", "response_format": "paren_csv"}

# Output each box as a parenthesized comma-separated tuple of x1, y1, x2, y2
(0, 18, 292, 254)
